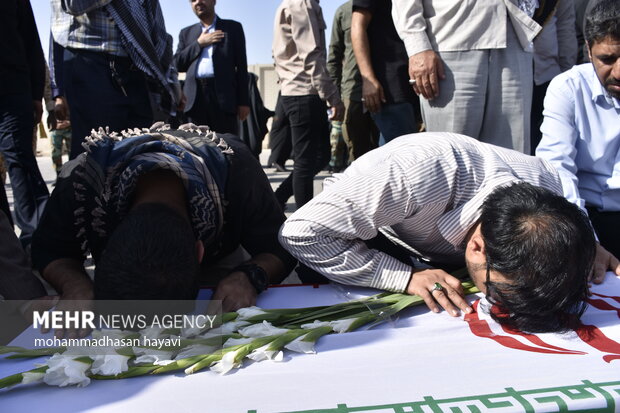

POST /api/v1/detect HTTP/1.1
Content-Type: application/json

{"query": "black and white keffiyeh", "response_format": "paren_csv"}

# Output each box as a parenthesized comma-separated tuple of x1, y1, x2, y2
(72, 123, 232, 255)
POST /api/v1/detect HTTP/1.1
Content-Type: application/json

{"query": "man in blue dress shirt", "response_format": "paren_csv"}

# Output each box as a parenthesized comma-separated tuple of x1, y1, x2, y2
(536, 0, 620, 283)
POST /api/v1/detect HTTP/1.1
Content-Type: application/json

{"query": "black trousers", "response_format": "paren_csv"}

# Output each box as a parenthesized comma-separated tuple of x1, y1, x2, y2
(587, 206, 620, 258)
(188, 78, 238, 135)
(268, 94, 292, 166)
(274, 95, 330, 208)
(0, 93, 49, 245)
(63, 48, 153, 159)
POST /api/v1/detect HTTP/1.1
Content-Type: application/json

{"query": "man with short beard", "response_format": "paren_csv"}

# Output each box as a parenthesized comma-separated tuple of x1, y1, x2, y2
(536, 0, 620, 266)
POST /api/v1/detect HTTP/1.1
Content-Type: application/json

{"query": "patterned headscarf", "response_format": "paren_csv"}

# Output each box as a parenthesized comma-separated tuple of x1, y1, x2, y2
(71, 123, 232, 256)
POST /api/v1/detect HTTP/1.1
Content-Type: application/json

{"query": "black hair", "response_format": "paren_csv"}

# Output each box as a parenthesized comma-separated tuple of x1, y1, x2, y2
(585, 0, 620, 48)
(94, 203, 200, 300)
(479, 183, 595, 333)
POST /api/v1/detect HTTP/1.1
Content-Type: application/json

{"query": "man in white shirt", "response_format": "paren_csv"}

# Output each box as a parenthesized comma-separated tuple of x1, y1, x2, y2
(280, 133, 613, 333)
(391, 0, 541, 153)
(536, 0, 620, 271)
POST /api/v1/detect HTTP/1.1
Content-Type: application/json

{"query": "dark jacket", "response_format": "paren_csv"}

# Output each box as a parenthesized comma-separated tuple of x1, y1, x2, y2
(175, 17, 249, 114)
(238, 73, 274, 157)
(0, 0, 45, 99)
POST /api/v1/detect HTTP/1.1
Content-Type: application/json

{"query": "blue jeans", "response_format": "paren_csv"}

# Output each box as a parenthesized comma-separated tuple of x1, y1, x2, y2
(371, 101, 418, 144)
(274, 95, 330, 208)
(0, 93, 49, 246)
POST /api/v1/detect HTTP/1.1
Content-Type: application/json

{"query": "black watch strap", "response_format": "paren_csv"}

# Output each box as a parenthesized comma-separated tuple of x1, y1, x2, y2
(233, 263, 269, 293)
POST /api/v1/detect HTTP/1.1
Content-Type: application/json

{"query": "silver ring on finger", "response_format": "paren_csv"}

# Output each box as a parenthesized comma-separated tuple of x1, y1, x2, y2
(430, 282, 444, 293)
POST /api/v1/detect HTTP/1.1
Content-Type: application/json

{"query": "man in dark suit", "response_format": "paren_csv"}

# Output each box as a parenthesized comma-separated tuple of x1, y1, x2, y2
(175, 0, 250, 135)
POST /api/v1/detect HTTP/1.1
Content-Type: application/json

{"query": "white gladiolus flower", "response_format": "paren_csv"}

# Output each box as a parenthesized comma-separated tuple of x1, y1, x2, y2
(247, 344, 283, 362)
(284, 335, 316, 354)
(90, 354, 130, 376)
(201, 320, 250, 338)
(132, 348, 174, 365)
(223, 337, 254, 348)
(140, 326, 166, 340)
(180, 325, 204, 338)
(238, 321, 289, 338)
(92, 329, 131, 341)
(300, 319, 354, 333)
(300, 320, 331, 329)
(175, 344, 218, 360)
(210, 350, 242, 375)
(236, 306, 268, 320)
(21, 372, 44, 384)
(42, 354, 91, 387)
(63, 346, 100, 357)
(327, 318, 357, 333)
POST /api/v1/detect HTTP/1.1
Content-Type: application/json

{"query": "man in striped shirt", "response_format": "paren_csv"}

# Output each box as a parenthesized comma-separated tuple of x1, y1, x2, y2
(280, 133, 617, 333)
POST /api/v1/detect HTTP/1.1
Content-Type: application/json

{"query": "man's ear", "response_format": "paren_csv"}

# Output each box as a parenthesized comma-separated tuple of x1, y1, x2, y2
(195, 240, 205, 263)
(587, 44, 593, 62)
(466, 226, 486, 263)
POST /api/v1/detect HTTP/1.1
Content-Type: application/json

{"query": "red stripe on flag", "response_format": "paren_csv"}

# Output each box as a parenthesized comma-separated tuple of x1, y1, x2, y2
(587, 298, 620, 318)
(464, 301, 584, 355)
(575, 324, 620, 363)
(590, 292, 620, 304)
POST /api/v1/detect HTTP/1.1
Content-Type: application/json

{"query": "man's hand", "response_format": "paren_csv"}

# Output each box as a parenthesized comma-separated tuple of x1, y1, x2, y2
(211, 271, 257, 312)
(237, 105, 250, 122)
(361, 77, 385, 113)
(408, 50, 445, 100)
(46, 281, 94, 339)
(406, 268, 473, 316)
(20, 295, 59, 324)
(591, 243, 620, 284)
(197, 30, 225, 48)
(329, 101, 345, 121)
(54, 96, 69, 121)
(33, 100, 43, 124)
(40, 259, 94, 338)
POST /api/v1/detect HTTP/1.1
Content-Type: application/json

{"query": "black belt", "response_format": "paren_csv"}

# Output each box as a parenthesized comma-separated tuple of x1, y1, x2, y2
(197, 77, 216, 86)
(66, 48, 137, 70)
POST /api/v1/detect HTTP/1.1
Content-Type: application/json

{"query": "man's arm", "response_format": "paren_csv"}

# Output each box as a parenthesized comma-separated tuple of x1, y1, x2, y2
(350, 8, 384, 113)
(19, 0, 45, 122)
(211, 141, 296, 311)
(555, 0, 578, 72)
(391, 0, 444, 99)
(232, 22, 250, 121)
(39, 259, 93, 338)
(31, 170, 94, 337)
(327, 7, 345, 90)
(536, 78, 583, 211)
(279, 154, 470, 316)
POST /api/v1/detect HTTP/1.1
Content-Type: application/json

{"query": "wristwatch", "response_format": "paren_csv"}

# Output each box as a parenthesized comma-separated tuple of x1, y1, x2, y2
(233, 263, 269, 293)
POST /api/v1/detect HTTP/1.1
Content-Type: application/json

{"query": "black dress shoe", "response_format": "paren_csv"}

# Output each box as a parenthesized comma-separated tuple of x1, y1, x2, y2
(272, 162, 288, 172)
